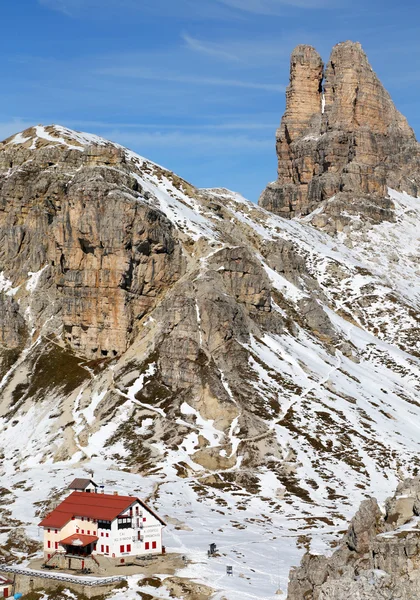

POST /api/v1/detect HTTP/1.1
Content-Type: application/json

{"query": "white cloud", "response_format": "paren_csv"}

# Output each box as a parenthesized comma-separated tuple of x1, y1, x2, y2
(38, 0, 82, 16)
(181, 32, 301, 66)
(39, 0, 337, 18)
(93, 128, 273, 152)
(217, 0, 337, 12)
(66, 120, 276, 131)
(182, 33, 242, 62)
(97, 67, 284, 92)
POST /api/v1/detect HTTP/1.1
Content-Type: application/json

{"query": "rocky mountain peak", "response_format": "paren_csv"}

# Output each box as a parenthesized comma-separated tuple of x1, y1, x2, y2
(323, 41, 412, 136)
(259, 41, 420, 224)
(282, 44, 323, 142)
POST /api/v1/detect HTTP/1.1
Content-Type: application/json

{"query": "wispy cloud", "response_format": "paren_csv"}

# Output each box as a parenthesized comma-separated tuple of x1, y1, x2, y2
(182, 33, 241, 62)
(38, 0, 83, 16)
(217, 0, 339, 13)
(39, 0, 338, 19)
(37, 0, 235, 19)
(92, 129, 273, 152)
(97, 66, 284, 92)
(181, 32, 301, 65)
(67, 120, 276, 131)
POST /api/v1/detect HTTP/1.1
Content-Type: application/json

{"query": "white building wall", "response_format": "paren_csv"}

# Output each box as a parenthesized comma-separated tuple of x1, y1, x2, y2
(96, 501, 163, 558)
(83, 483, 97, 492)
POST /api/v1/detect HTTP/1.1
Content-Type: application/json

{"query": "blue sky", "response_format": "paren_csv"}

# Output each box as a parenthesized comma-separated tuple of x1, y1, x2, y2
(1, 0, 419, 201)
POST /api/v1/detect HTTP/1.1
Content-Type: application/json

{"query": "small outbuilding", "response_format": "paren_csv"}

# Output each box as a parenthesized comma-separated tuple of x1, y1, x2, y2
(67, 478, 98, 493)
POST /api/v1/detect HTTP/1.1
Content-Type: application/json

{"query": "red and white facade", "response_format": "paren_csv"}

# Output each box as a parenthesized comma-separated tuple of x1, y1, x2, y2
(39, 489, 165, 561)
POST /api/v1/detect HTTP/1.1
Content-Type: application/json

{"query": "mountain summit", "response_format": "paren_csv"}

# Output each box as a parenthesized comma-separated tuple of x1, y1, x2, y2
(259, 41, 420, 225)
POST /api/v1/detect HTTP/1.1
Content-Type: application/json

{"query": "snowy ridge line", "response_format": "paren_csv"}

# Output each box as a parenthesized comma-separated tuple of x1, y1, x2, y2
(5, 124, 163, 170)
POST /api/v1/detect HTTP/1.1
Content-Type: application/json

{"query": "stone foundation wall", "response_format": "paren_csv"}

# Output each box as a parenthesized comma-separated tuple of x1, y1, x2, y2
(0, 570, 118, 599)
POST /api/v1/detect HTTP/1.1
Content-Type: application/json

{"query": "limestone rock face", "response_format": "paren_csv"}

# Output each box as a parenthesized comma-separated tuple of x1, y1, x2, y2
(281, 45, 323, 143)
(286, 478, 420, 600)
(259, 41, 420, 221)
(0, 127, 185, 358)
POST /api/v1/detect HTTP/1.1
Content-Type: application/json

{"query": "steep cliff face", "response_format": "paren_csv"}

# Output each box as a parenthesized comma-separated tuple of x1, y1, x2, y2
(287, 478, 420, 600)
(0, 126, 185, 358)
(259, 41, 420, 225)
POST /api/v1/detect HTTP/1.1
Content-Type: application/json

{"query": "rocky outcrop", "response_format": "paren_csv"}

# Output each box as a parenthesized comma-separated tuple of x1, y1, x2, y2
(0, 127, 185, 358)
(287, 478, 420, 600)
(259, 41, 420, 221)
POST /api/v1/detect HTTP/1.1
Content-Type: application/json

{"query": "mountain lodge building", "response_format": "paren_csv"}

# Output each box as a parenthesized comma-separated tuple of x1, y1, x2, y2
(39, 480, 166, 564)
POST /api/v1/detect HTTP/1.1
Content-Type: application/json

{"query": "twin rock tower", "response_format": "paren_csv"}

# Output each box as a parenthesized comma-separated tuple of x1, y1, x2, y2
(259, 41, 420, 219)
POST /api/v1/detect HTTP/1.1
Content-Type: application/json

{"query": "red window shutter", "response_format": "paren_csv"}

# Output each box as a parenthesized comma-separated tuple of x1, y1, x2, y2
(127, 544, 131, 553)
(120, 545, 124, 553)
(101, 545, 104, 553)
(152, 541, 157, 549)
(106, 545, 109, 554)
(106, 533, 109, 538)
(87, 530, 90, 535)
(55, 542, 58, 550)
(47, 541, 51, 548)
(55, 529, 58, 534)
(47, 554, 51, 559)
(145, 542, 150, 550)
(47, 529, 50, 533)
(82, 530, 84, 534)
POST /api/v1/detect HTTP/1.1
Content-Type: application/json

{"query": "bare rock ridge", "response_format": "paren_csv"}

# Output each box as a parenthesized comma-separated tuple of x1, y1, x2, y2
(259, 41, 420, 221)
(287, 477, 420, 600)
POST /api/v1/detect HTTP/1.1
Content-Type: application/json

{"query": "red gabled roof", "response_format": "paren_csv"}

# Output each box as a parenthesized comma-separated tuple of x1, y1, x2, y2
(61, 534, 98, 547)
(38, 491, 166, 528)
(39, 492, 135, 528)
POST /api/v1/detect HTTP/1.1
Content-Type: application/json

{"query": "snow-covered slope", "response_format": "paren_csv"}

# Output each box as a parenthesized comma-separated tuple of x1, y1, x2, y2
(0, 125, 419, 599)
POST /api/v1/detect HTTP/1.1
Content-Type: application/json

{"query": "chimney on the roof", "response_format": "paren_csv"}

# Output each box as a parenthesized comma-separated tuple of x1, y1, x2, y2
(113, 491, 118, 496)
(100, 485, 105, 494)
